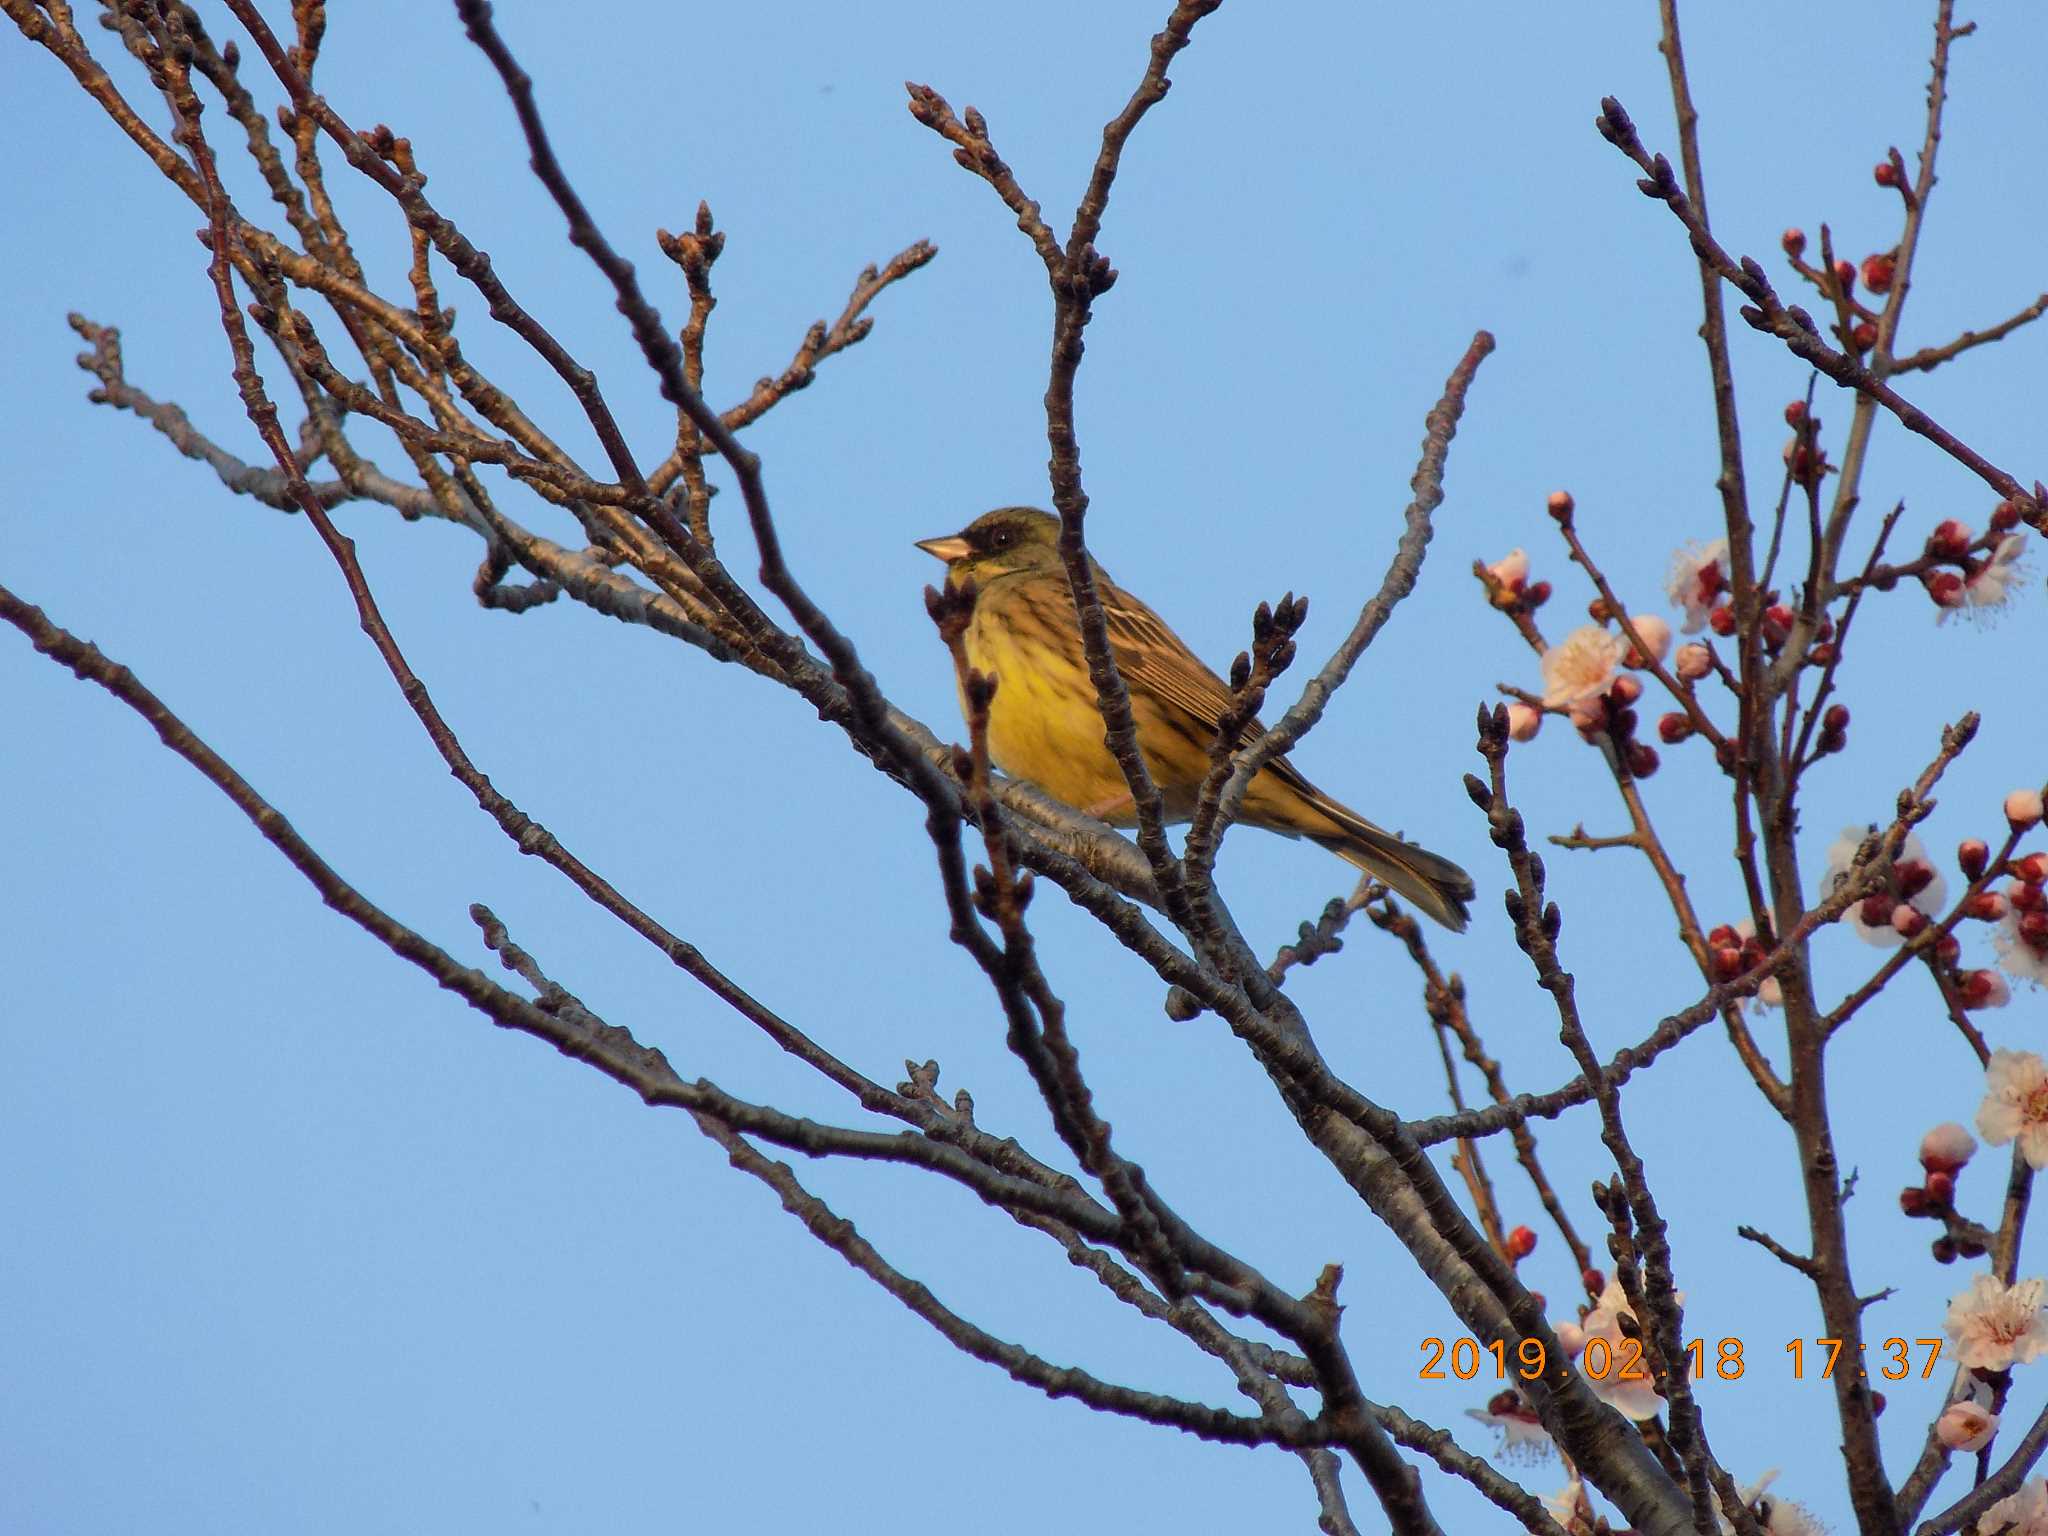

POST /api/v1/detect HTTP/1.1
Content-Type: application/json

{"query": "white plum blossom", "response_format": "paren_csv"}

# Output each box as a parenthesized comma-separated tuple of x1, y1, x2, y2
(1487, 548, 1530, 589)
(1578, 1277, 1667, 1421)
(1464, 1392, 1553, 1462)
(1719, 1471, 1827, 1536)
(1946, 532, 2028, 621)
(1944, 1272, 2048, 1370)
(1666, 537, 1730, 631)
(1996, 911, 2048, 986)
(1541, 626, 1626, 729)
(1982, 1478, 2048, 1536)
(1544, 1473, 1593, 1535)
(1821, 826, 1947, 947)
(1977, 1050, 2048, 1170)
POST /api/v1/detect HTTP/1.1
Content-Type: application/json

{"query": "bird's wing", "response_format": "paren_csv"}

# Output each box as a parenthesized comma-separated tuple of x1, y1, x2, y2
(1098, 582, 1322, 795)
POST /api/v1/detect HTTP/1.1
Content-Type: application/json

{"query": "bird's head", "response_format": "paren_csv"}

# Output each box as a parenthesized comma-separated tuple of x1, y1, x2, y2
(915, 506, 1066, 584)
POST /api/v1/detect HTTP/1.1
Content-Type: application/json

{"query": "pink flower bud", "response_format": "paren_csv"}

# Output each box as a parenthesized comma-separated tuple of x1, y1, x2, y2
(1966, 891, 2009, 921)
(1832, 258, 1857, 290)
(1782, 228, 1807, 257)
(1929, 519, 1974, 558)
(1959, 838, 1990, 880)
(1546, 490, 1575, 522)
(1623, 614, 1672, 668)
(1674, 643, 1711, 682)
(2016, 853, 2048, 885)
(1936, 1401, 1998, 1452)
(1891, 904, 1927, 938)
(1609, 674, 1643, 706)
(1926, 570, 1966, 607)
(1487, 548, 1530, 591)
(1960, 970, 2011, 1009)
(1555, 1320, 1587, 1358)
(1505, 703, 1543, 743)
(2007, 789, 2045, 830)
(1920, 1122, 1976, 1175)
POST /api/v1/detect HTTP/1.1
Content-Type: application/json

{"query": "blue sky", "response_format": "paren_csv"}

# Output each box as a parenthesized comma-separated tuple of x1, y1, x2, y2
(4, 3, 2045, 1531)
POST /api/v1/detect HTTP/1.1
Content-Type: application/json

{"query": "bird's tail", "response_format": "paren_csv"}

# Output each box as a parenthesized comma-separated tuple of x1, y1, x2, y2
(1307, 800, 1475, 932)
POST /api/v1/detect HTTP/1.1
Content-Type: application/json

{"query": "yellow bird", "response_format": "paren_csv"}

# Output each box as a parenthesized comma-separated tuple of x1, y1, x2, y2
(917, 507, 1474, 930)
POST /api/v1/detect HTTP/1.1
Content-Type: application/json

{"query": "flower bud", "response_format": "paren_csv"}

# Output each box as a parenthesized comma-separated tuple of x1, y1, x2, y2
(1506, 1225, 1538, 1260)
(1966, 891, 2009, 921)
(1708, 604, 1738, 636)
(1935, 932, 1962, 966)
(1929, 519, 1973, 558)
(1782, 228, 1807, 256)
(1925, 1169, 1955, 1204)
(1861, 254, 1896, 293)
(1547, 490, 1575, 522)
(1936, 1401, 1999, 1453)
(1925, 570, 1965, 608)
(1874, 161, 1900, 188)
(2006, 789, 2045, 831)
(1524, 579, 1553, 608)
(1896, 860, 1935, 898)
(2016, 852, 2048, 885)
(1658, 712, 1694, 745)
(1623, 614, 1672, 668)
(1992, 498, 2022, 532)
(1850, 319, 1879, 352)
(1675, 643, 1712, 682)
(1900, 1185, 1930, 1216)
(1609, 673, 1643, 706)
(1505, 702, 1543, 743)
(1626, 741, 1660, 778)
(1555, 1320, 1587, 1358)
(1891, 904, 1927, 939)
(1581, 1267, 1604, 1296)
(1487, 548, 1530, 592)
(1785, 399, 1808, 426)
(1959, 838, 1990, 880)
(1960, 970, 2011, 1009)
(1920, 1121, 1976, 1175)
(2013, 882, 2048, 914)
(1832, 258, 1857, 291)
(1858, 894, 1894, 929)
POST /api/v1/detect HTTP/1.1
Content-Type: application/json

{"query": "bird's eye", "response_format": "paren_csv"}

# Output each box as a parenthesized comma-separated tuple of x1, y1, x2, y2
(991, 528, 1013, 549)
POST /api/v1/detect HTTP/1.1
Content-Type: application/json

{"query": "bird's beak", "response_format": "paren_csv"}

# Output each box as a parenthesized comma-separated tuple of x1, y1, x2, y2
(915, 534, 971, 563)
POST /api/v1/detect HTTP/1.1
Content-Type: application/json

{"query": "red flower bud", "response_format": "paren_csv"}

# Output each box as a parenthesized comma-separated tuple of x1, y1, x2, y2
(1609, 674, 1643, 706)
(1823, 703, 1850, 732)
(1626, 741, 1660, 779)
(1850, 320, 1879, 352)
(1858, 894, 1894, 929)
(1547, 490, 1575, 521)
(1785, 400, 1808, 427)
(1900, 1185, 1930, 1216)
(1958, 838, 1990, 880)
(1926, 1170, 1955, 1204)
(1707, 604, 1737, 636)
(1966, 891, 2009, 921)
(1861, 254, 1896, 293)
(1896, 860, 1935, 898)
(1925, 570, 1965, 607)
(1874, 161, 1900, 188)
(2013, 882, 2048, 914)
(1992, 499, 2022, 532)
(1782, 228, 1808, 257)
(1929, 518, 1973, 558)
(1506, 1225, 1538, 1261)
(2022, 911, 2048, 947)
(1706, 924, 1738, 948)
(2014, 853, 2048, 885)
(1582, 1267, 1604, 1296)
(1891, 904, 1927, 939)
(1658, 712, 1694, 745)
(1832, 258, 1857, 291)
(1524, 579, 1552, 608)
(1935, 932, 1962, 966)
